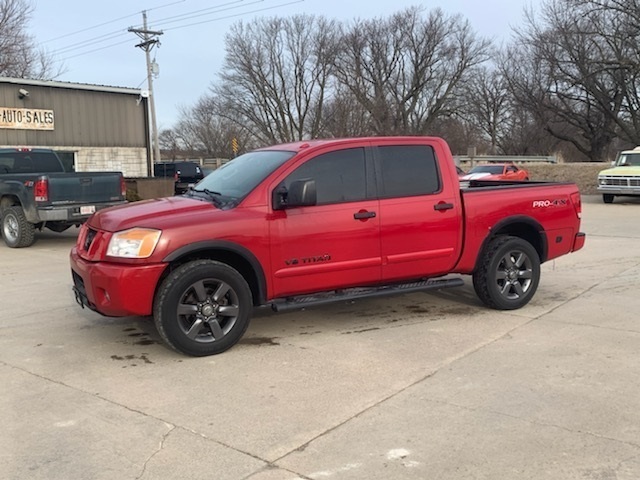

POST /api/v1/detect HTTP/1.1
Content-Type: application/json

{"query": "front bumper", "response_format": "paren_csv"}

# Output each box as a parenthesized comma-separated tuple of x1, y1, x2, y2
(596, 186, 640, 196)
(37, 201, 127, 223)
(70, 247, 167, 317)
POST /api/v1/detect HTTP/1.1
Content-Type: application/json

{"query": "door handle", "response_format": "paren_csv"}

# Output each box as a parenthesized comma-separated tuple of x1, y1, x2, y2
(354, 211, 376, 220)
(434, 202, 454, 211)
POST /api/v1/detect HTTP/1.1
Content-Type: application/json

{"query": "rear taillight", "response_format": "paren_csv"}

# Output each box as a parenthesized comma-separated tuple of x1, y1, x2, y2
(120, 175, 127, 197)
(34, 176, 48, 202)
(570, 191, 582, 219)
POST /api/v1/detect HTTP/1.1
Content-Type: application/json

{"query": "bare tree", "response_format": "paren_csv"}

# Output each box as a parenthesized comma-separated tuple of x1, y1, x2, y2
(502, 0, 640, 160)
(317, 85, 371, 138)
(463, 66, 512, 153)
(568, 0, 640, 145)
(158, 129, 182, 160)
(460, 60, 562, 156)
(0, 0, 62, 78)
(214, 14, 339, 144)
(171, 95, 254, 158)
(332, 7, 491, 135)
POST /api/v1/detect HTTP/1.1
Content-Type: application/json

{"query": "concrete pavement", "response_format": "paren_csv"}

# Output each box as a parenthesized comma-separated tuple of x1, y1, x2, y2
(0, 195, 639, 479)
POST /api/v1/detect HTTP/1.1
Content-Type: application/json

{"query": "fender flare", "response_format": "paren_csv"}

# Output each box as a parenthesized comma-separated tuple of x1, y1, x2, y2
(477, 215, 548, 266)
(163, 240, 268, 305)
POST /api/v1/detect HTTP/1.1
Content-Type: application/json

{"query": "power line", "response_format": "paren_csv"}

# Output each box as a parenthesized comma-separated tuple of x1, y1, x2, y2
(54, 30, 128, 55)
(163, 0, 305, 31)
(58, 39, 133, 62)
(147, 0, 246, 27)
(41, 0, 187, 44)
(152, 0, 265, 29)
(54, 0, 305, 62)
(47, 0, 257, 58)
(42, 13, 138, 44)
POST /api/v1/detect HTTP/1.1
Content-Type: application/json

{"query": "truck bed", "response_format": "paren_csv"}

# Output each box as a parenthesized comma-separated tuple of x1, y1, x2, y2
(456, 179, 583, 273)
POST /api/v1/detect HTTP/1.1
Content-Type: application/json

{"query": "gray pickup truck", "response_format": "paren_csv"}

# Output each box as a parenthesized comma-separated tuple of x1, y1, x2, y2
(0, 148, 126, 247)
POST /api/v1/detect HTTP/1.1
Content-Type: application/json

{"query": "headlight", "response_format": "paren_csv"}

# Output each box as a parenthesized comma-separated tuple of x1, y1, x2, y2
(107, 228, 161, 258)
(598, 177, 605, 185)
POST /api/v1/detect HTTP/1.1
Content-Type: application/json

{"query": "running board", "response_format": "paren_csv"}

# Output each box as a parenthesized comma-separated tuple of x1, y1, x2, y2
(271, 277, 465, 312)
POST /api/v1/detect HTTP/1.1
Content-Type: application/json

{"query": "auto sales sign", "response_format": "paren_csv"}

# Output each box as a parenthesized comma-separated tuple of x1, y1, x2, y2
(0, 107, 54, 130)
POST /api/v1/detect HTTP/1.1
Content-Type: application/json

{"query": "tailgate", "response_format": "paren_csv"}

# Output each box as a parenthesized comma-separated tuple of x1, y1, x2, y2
(46, 172, 124, 204)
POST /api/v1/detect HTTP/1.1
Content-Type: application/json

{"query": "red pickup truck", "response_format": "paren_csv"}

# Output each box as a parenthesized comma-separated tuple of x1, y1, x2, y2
(70, 137, 585, 356)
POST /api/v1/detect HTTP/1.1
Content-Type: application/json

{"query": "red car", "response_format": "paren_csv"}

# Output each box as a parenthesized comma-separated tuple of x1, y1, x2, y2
(462, 163, 529, 181)
(71, 137, 583, 356)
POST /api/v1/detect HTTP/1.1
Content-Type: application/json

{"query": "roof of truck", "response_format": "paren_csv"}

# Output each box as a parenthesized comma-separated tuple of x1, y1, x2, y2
(258, 136, 446, 152)
(621, 146, 640, 154)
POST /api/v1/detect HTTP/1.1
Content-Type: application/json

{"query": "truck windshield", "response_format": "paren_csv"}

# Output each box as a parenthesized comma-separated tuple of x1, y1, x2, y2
(616, 153, 640, 167)
(192, 150, 295, 201)
(469, 165, 504, 174)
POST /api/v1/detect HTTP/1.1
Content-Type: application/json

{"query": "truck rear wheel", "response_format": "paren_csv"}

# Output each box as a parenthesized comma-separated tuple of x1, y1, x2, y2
(602, 194, 614, 204)
(154, 260, 253, 356)
(473, 236, 540, 310)
(1, 206, 36, 248)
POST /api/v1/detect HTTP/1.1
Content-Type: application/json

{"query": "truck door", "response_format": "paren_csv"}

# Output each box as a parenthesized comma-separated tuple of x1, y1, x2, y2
(374, 143, 463, 281)
(269, 146, 381, 297)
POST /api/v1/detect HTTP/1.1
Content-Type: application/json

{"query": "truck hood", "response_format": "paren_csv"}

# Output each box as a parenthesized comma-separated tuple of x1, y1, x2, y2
(89, 196, 216, 232)
(598, 166, 640, 176)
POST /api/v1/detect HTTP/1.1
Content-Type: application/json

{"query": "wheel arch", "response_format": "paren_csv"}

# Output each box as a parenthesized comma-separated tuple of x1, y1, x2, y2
(476, 216, 548, 270)
(0, 194, 21, 210)
(160, 241, 267, 307)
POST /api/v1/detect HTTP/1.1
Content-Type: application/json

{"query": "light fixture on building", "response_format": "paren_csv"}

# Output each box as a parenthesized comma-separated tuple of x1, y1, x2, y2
(18, 88, 29, 99)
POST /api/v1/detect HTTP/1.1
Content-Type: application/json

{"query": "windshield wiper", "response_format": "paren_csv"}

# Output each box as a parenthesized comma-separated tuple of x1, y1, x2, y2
(191, 188, 225, 206)
(196, 188, 222, 196)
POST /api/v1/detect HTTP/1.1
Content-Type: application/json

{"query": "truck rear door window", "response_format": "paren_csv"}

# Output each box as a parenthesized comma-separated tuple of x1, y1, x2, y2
(0, 152, 64, 173)
(377, 145, 440, 198)
(284, 148, 366, 205)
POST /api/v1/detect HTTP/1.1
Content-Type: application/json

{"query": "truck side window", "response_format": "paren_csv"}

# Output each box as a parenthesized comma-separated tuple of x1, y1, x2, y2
(284, 148, 366, 205)
(377, 145, 440, 197)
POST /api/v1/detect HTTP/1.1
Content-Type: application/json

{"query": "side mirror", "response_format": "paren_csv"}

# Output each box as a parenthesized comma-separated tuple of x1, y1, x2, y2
(272, 179, 317, 210)
(289, 179, 316, 207)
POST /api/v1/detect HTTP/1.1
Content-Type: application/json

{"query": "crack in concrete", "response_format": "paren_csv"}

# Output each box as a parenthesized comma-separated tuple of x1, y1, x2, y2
(430, 396, 640, 451)
(239, 464, 314, 480)
(270, 262, 640, 469)
(3, 256, 638, 479)
(136, 424, 176, 480)
(0, 362, 275, 475)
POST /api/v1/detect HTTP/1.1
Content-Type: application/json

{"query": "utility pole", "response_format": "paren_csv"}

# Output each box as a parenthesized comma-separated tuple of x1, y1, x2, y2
(129, 11, 163, 170)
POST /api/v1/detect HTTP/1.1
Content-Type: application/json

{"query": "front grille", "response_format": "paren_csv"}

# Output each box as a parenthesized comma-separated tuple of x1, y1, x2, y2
(72, 270, 85, 291)
(600, 176, 640, 187)
(83, 227, 97, 251)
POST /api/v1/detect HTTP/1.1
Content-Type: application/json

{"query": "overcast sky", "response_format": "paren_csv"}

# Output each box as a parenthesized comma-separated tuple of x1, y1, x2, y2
(30, 0, 530, 129)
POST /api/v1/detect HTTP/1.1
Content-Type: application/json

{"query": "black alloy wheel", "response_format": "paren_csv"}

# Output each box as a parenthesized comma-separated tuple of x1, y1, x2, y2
(154, 260, 252, 356)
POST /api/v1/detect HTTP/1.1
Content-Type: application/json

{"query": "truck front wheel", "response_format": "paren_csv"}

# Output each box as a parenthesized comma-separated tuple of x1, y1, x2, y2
(1, 206, 36, 248)
(602, 194, 614, 204)
(473, 236, 540, 310)
(154, 260, 253, 356)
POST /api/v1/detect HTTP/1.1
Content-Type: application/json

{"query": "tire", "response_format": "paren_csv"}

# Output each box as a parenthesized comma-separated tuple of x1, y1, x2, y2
(473, 236, 540, 310)
(1, 206, 36, 248)
(603, 194, 614, 204)
(154, 260, 253, 356)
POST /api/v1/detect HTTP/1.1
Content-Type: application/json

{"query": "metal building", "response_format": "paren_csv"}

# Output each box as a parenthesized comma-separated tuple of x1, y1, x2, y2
(0, 77, 151, 177)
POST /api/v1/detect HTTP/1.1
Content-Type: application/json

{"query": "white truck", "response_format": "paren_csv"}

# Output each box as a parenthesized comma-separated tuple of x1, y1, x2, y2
(597, 147, 640, 203)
